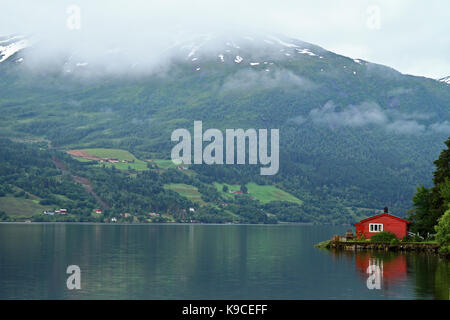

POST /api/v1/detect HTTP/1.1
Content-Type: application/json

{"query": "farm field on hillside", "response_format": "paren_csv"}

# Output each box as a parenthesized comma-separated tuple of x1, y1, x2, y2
(151, 159, 178, 169)
(68, 148, 149, 171)
(214, 182, 303, 205)
(163, 183, 205, 205)
(68, 148, 185, 172)
(0, 196, 52, 218)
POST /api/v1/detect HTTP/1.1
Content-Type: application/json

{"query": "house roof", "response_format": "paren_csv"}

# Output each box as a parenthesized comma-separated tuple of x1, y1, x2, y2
(354, 213, 411, 225)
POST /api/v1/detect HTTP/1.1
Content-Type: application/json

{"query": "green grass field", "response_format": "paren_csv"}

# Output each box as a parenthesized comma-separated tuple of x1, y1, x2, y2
(163, 183, 206, 205)
(214, 182, 303, 205)
(71, 148, 184, 172)
(0, 196, 52, 217)
(70, 148, 190, 172)
(151, 159, 178, 169)
(83, 148, 135, 160)
(82, 148, 149, 171)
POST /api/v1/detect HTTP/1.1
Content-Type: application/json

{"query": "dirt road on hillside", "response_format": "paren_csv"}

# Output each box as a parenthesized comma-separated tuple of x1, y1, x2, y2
(52, 156, 110, 209)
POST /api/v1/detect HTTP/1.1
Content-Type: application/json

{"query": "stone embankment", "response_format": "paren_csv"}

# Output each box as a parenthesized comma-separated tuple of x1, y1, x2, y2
(326, 241, 440, 253)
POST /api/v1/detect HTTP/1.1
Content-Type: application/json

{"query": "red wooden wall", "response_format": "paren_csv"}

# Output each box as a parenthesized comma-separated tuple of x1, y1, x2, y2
(355, 215, 409, 239)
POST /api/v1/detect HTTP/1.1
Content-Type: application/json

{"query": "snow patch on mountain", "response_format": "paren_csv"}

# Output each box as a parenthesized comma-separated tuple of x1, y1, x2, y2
(0, 35, 29, 63)
(438, 76, 450, 84)
(267, 35, 300, 48)
(295, 48, 317, 57)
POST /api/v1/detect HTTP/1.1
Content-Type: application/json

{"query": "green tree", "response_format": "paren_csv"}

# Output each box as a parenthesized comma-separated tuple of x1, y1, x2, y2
(429, 138, 450, 221)
(409, 185, 433, 235)
(438, 178, 450, 209)
(0, 211, 9, 222)
(435, 209, 450, 255)
(432, 139, 450, 187)
(410, 137, 450, 235)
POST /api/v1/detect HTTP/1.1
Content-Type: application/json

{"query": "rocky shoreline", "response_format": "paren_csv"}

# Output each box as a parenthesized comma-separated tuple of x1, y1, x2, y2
(326, 240, 439, 253)
(315, 239, 450, 259)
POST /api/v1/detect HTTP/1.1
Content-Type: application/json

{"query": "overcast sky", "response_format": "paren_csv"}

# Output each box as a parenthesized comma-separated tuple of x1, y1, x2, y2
(1, 0, 448, 79)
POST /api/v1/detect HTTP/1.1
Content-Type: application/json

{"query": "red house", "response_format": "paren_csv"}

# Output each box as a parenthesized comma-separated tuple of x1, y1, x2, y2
(354, 208, 411, 239)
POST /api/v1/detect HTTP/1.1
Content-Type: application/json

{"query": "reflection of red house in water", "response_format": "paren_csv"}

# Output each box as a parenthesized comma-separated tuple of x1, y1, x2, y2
(356, 253, 407, 286)
(354, 208, 411, 239)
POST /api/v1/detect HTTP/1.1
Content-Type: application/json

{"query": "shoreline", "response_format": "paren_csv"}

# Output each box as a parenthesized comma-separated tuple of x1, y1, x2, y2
(315, 239, 448, 259)
(0, 221, 318, 226)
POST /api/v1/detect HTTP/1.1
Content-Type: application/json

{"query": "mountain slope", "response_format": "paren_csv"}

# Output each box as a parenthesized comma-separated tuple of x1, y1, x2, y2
(1, 33, 449, 222)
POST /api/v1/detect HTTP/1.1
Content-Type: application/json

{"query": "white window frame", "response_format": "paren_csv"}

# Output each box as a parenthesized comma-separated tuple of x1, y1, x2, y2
(369, 223, 383, 233)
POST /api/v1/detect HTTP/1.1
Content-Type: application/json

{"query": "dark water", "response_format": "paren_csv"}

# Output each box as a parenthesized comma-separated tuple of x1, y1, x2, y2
(0, 223, 448, 300)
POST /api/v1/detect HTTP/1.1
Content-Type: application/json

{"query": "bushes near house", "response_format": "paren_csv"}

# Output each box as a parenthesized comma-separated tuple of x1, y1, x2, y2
(370, 231, 398, 243)
(390, 238, 400, 245)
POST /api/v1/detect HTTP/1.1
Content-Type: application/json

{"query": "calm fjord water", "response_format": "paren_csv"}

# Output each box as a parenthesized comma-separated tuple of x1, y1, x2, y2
(0, 223, 448, 300)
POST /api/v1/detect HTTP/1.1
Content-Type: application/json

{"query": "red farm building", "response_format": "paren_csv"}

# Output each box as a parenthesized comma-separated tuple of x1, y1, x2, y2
(354, 208, 411, 239)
